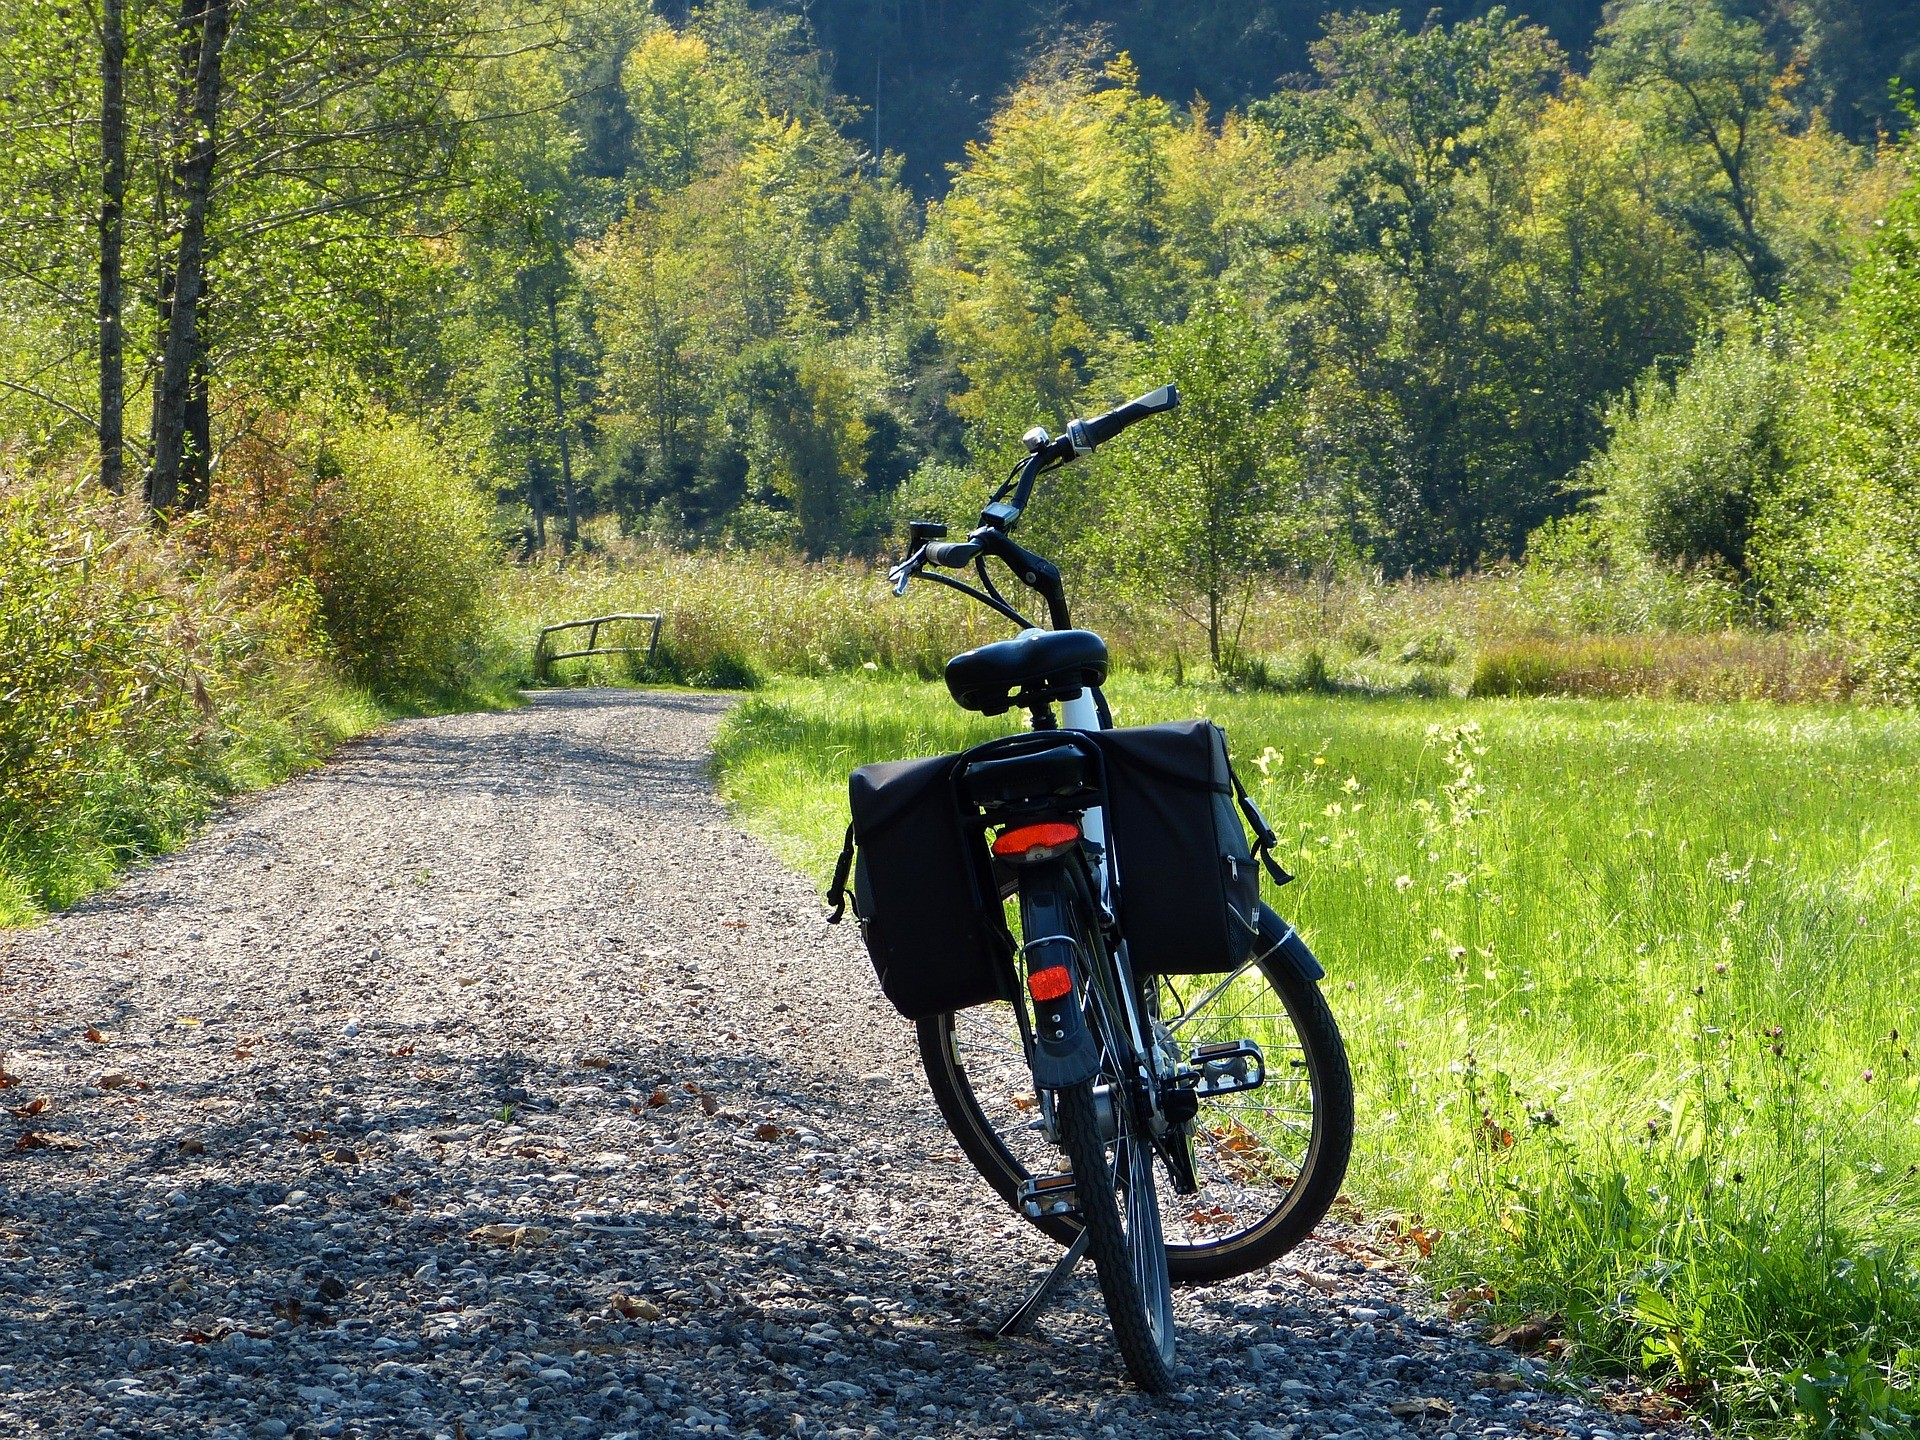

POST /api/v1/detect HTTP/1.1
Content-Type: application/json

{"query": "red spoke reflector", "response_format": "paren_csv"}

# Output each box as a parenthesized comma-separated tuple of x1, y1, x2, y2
(991, 821, 1081, 858)
(1028, 965, 1073, 1002)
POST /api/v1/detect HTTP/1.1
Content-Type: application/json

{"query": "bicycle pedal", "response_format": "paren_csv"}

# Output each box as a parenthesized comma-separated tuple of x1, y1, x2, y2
(1189, 1039, 1266, 1097)
(1017, 1172, 1080, 1219)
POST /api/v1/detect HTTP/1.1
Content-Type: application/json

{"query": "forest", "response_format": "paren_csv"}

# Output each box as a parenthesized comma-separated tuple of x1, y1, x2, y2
(6, 1, 1919, 655)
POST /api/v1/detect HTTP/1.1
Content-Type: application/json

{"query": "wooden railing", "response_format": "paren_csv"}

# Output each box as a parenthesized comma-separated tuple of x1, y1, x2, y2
(533, 613, 663, 682)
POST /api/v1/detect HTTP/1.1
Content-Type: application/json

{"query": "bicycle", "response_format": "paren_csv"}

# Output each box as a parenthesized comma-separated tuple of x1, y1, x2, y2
(827, 386, 1355, 1391)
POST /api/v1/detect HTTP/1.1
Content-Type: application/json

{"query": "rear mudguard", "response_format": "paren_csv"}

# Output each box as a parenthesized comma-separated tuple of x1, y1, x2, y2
(1257, 901, 1325, 983)
(1021, 864, 1103, 1090)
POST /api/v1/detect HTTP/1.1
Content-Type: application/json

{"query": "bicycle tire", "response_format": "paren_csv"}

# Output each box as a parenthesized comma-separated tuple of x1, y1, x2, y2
(917, 947, 1353, 1284)
(1055, 1078, 1176, 1392)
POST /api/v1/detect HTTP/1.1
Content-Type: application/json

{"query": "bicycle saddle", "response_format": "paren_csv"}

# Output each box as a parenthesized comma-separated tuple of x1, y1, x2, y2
(945, 628, 1109, 716)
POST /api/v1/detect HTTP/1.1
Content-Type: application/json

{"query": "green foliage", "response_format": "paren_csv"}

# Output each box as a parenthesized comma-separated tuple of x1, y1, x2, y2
(1095, 297, 1325, 670)
(0, 469, 382, 920)
(1580, 323, 1797, 574)
(716, 675, 1920, 1432)
(309, 421, 500, 694)
(1755, 172, 1920, 699)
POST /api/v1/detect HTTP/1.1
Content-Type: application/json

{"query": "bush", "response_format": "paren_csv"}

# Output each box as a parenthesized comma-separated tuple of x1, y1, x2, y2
(209, 410, 499, 697)
(1581, 324, 1796, 574)
(1757, 176, 1920, 698)
(0, 474, 205, 840)
(0, 466, 370, 918)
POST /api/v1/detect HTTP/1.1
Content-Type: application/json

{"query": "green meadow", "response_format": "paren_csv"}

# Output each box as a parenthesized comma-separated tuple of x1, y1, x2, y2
(714, 675, 1920, 1433)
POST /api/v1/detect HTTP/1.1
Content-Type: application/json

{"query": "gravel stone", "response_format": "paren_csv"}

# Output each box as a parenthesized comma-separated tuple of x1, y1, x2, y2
(0, 690, 1699, 1439)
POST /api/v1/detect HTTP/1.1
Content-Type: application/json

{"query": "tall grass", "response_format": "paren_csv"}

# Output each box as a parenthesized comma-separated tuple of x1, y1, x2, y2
(496, 544, 1840, 700)
(713, 675, 1920, 1434)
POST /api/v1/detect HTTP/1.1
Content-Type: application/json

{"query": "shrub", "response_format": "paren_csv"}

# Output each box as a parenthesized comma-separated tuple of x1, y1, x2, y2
(0, 466, 365, 917)
(0, 473, 204, 839)
(209, 410, 498, 696)
(1581, 324, 1796, 574)
(1757, 176, 1920, 698)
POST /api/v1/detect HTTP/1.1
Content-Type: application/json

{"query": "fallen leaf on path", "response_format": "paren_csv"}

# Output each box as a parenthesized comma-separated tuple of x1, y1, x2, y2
(232, 1046, 254, 1060)
(178, 1137, 206, 1155)
(468, 1223, 551, 1249)
(173, 1017, 202, 1028)
(83, 1026, 106, 1043)
(646, 1088, 669, 1108)
(1489, 1312, 1561, 1353)
(391, 1043, 416, 1058)
(0, 1065, 20, 1090)
(697, 1094, 718, 1117)
(1183, 1204, 1235, 1230)
(752, 1123, 783, 1142)
(324, 1147, 359, 1165)
(580, 1055, 611, 1070)
(15, 1131, 85, 1152)
(1447, 1284, 1494, 1318)
(7, 1096, 48, 1119)
(1474, 1371, 1528, 1392)
(1387, 1398, 1454, 1421)
(1292, 1268, 1340, 1294)
(293, 1128, 328, 1145)
(95, 1071, 132, 1090)
(609, 1294, 662, 1320)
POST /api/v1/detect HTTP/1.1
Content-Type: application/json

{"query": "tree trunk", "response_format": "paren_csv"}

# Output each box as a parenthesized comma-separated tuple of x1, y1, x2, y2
(183, 344, 212, 510)
(98, 0, 127, 493)
(146, 0, 229, 515)
(545, 282, 580, 549)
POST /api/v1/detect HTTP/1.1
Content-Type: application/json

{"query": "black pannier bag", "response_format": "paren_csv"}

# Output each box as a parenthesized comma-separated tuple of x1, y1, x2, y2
(840, 754, 1013, 1020)
(1094, 720, 1289, 976)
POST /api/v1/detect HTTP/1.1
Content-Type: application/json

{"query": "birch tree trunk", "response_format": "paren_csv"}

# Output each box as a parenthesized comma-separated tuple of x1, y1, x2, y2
(98, 0, 127, 493)
(146, 0, 229, 515)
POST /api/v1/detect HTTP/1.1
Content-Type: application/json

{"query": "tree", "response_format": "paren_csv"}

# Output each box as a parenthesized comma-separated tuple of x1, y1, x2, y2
(1097, 297, 1324, 671)
(1592, 0, 1787, 301)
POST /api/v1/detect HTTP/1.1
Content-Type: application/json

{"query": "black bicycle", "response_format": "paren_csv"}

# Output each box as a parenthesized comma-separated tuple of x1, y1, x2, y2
(830, 387, 1354, 1390)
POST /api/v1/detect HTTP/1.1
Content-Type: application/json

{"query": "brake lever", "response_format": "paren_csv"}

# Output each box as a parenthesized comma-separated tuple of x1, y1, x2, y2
(888, 545, 926, 596)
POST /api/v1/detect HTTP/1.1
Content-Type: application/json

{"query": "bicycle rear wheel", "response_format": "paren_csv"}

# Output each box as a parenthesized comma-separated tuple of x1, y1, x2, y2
(917, 941, 1352, 1283)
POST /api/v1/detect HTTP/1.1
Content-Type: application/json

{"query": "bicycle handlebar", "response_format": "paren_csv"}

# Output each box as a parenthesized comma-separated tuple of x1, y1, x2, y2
(1066, 384, 1179, 455)
(924, 540, 982, 568)
(889, 381, 1178, 622)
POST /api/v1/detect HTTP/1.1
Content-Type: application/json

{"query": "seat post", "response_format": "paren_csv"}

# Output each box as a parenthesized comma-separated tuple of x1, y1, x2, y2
(1027, 704, 1059, 731)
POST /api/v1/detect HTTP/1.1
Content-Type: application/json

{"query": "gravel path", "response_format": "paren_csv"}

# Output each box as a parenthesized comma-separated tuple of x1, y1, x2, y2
(2, 690, 1689, 1440)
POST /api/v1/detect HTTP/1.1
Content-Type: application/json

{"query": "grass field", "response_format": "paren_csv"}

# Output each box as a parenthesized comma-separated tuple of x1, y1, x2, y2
(714, 674, 1920, 1434)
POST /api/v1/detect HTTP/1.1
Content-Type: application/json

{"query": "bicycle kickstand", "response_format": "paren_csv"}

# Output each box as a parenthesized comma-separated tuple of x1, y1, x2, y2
(983, 1230, 1090, 1339)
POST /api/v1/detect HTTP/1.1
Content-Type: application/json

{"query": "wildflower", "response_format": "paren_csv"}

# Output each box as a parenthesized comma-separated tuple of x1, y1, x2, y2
(1713, 962, 1729, 974)
(1863, 1070, 1875, 1083)
(1394, 874, 1414, 892)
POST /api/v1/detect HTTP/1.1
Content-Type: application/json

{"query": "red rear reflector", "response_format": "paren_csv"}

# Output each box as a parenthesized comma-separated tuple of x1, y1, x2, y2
(1028, 965, 1073, 1002)
(992, 821, 1081, 858)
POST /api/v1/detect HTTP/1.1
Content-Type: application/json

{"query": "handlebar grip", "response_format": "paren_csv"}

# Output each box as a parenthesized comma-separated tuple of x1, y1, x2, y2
(1071, 384, 1179, 451)
(925, 540, 983, 568)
